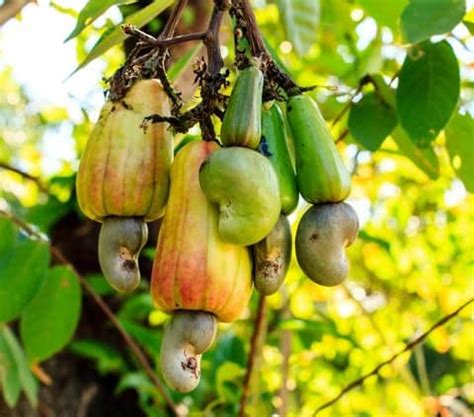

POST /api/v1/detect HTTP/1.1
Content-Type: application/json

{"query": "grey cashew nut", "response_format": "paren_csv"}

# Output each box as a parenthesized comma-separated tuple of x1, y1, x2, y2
(98, 216, 148, 293)
(295, 202, 359, 286)
(160, 310, 217, 393)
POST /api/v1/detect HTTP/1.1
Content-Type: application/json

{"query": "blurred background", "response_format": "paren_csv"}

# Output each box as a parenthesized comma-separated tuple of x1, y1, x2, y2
(0, 0, 473, 416)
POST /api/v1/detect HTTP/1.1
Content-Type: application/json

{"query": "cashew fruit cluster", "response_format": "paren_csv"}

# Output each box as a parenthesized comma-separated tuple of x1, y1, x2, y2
(287, 95, 359, 286)
(76, 79, 173, 292)
(76, 65, 360, 394)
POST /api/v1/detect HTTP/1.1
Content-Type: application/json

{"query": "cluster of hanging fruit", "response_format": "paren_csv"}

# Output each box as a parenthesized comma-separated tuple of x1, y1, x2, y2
(76, 62, 359, 393)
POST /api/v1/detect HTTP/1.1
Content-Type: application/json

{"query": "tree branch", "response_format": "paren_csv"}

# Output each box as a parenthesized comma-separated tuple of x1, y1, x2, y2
(0, 0, 34, 26)
(314, 297, 474, 415)
(0, 209, 181, 417)
(239, 295, 267, 417)
(0, 161, 49, 194)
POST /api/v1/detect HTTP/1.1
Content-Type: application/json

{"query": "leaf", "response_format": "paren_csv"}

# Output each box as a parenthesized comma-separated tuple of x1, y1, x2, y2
(396, 40, 460, 146)
(215, 362, 245, 402)
(69, 339, 127, 375)
(348, 91, 397, 151)
(1, 327, 38, 407)
(370, 73, 440, 179)
(168, 44, 202, 82)
(358, 0, 408, 31)
(117, 293, 154, 321)
(119, 319, 161, 357)
(0, 239, 50, 323)
(72, 0, 174, 75)
(277, 0, 320, 56)
(0, 330, 21, 407)
(445, 112, 474, 192)
(20, 266, 81, 363)
(0, 217, 16, 254)
(400, 0, 466, 44)
(391, 126, 440, 179)
(65, 0, 138, 42)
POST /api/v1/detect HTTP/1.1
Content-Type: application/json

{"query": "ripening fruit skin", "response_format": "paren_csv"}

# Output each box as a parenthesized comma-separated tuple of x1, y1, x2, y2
(286, 95, 351, 204)
(151, 140, 252, 323)
(295, 202, 359, 286)
(199, 147, 281, 246)
(76, 79, 173, 222)
(252, 215, 292, 296)
(261, 104, 299, 214)
(160, 310, 217, 393)
(220, 66, 264, 149)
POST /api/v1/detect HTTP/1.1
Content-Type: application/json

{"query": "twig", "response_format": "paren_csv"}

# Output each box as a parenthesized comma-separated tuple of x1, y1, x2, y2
(0, 161, 49, 194)
(0, 0, 34, 26)
(124, 25, 206, 47)
(314, 297, 474, 415)
(278, 289, 291, 417)
(239, 295, 267, 417)
(0, 209, 180, 416)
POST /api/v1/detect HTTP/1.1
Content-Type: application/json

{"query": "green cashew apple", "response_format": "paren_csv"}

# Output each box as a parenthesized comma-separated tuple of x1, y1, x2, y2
(98, 217, 148, 292)
(199, 147, 281, 246)
(160, 310, 217, 393)
(295, 202, 359, 286)
(252, 215, 292, 295)
(221, 66, 264, 149)
(287, 95, 351, 203)
(261, 104, 299, 214)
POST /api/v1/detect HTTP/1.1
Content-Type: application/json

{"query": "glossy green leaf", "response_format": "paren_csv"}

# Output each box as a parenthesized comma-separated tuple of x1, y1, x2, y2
(0, 330, 21, 407)
(400, 0, 466, 44)
(1, 327, 38, 407)
(371, 73, 440, 179)
(119, 319, 161, 358)
(0, 239, 50, 323)
(348, 91, 397, 151)
(445, 112, 474, 192)
(277, 0, 320, 56)
(20, 266, 81, 363)
(72, 0, 174, 75)
(65, 0, 138, 42)
(215, 362, 245, 402)
(396, 40, 460, 146)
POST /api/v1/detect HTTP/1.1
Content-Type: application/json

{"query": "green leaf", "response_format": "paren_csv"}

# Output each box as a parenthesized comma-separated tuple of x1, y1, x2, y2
(0, 217, 16, 254)
(119, 319, 161, 357)
(168, 44, 202, 82)
(0, 330, 21, 407)
(20, 266, 81, 363)
(358, 0, 408, 31)
(117, 293, 154, 321)
(215, 362, 245, 402)
(370, 73, 440, 179)
(396, 40, 460, 146)
(0, 239, 50, 323)
(400, 0, 466, 44)
(72, 0, 174, 75)
(277, 0, 320, 56)
(391, 126, 440, 179)
(445, 112, 474, 192)
(348, 91, 397, 151)
(86, 273, 116, 296)
(358, 230, 391, 252)
(69, 339, 127, 375)
(65, 0, 138, 42)
(1, 327, 38, 407)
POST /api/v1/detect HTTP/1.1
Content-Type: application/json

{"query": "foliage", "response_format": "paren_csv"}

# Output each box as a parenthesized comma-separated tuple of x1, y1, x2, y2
(0, 0, 473, 416)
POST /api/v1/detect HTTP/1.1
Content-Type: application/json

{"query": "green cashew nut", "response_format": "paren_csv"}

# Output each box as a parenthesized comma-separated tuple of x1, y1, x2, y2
(199, 147, 281, 246)
(160, 310, 217, 393)
(295, 202, 359, 286)
(98, 217, 148, 293)
(252, 215, 292, 295)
